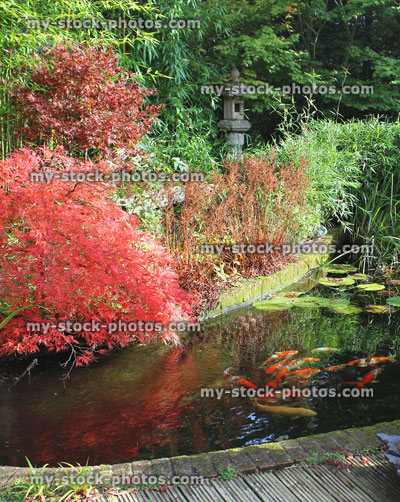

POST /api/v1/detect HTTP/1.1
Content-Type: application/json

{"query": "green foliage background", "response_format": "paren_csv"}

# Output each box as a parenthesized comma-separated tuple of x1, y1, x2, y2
(2, 0, 400, 159)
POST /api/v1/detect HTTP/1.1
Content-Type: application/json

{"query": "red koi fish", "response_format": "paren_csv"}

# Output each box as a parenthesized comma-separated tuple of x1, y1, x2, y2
(311, 347, 339, 353)
(265, 358, 290, 375)
(325, 359, 364, 372)
(265, 379, 279, 389)
(348, 358, 373, 368)
(275, 366, 291, 383)
(288, 369, 320, 378)
(345, 368, 382, 389)
(365, 356, 395, 365)
(233, 377, 257, 390)
(264, 351, 298, 364)
(325, 363, 348, 372)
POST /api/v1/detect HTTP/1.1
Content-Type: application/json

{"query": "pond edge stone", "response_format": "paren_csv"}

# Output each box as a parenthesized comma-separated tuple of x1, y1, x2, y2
(2, 419, 399, 486)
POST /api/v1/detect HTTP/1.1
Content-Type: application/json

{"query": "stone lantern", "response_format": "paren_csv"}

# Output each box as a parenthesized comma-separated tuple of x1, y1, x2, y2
(217, 68, 251, 156)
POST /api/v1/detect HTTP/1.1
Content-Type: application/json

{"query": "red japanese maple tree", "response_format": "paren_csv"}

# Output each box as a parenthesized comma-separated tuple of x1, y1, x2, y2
(10, 43, 162, 158)
(0, 147, 193, 366)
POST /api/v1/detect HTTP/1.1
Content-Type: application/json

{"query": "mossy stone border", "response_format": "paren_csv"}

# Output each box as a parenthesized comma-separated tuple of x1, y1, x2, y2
(203, 229, 341, 320)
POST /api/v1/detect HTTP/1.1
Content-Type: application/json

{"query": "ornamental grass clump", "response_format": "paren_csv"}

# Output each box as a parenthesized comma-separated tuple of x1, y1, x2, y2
(164, 153, 309, 310)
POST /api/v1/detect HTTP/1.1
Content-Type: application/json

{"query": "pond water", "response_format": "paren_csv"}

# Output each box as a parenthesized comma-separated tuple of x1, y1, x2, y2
(0, 271, 399, 467)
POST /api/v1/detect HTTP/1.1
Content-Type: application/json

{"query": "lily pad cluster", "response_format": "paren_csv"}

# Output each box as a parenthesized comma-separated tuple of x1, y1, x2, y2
(319, 277, 355, 287)
(253, 294, 358, 314)
(319, 264, 384, 291)
(252, 263, 400, 315)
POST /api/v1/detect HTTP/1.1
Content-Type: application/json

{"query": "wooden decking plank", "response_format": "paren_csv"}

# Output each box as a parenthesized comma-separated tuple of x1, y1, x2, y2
(104, 452, 400, 502)
(273, 467, 341, 502)
(146, 487, 189, 502)
(333, 470, 397, 502)
(332, 464, 399, 501)
(244, 472, 303, 502)
(104, 492, 146, 502)
(210, 476, 264, 502)
(177, 482, 227, 502)
(303, 465, 376, 502)
(350, 451, 398, 479)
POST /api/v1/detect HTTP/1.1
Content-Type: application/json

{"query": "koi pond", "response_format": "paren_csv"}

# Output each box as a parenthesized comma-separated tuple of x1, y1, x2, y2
(0, 267, 400, 467)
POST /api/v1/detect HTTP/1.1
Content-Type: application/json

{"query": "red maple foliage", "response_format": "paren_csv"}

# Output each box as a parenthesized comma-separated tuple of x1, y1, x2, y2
(0, 147, 193, 366)
(10, 43, 162, 158)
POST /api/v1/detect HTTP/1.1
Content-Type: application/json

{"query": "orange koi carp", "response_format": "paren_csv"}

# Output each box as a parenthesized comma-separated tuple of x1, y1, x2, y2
(264, 350, 298, 364)
(233, 377, 257, 390)
(345, 368, 382, 389)
(265, 358, 290, 375)
(288, 369, 320, 378)
(275, 366, 290, 383)
(365, 356, 395, 365)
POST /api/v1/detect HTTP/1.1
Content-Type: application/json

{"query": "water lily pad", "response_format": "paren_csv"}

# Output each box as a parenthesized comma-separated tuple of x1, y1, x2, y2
(289, 296, 332, 308)
(295, 296, 331, 306)
(276, 292, 305, 298)
(387, 296, 400, 306)
(255, 297, 297, 306)
(323, 264, 357, 274)
(293, 301, 323, 308)
(331, 305, 363, 314)
(347, 273, 372, 281)
(253, 301, 294, 311)
(356, 283, 385, 291)
(365, 305, 393, 314)
(254, 295, 333, 310)
(377, 290, 397, 297)
(319, 277, 355, 287)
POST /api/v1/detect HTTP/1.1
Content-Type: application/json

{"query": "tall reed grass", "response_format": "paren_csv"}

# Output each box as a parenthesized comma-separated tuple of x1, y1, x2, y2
(273, 118, 400, 270)
(163, 154, 309, 310)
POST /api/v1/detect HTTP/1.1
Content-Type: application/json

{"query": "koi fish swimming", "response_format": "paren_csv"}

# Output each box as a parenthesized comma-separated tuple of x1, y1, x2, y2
(288, 368, 320, 378)
(285, 358, 320, 371)
(366, 356, 395, 365)
(345, 368, 382, 390)
(251, 398, 317, 417)
(325, 355, 395, 372)
(265, 358, 291, 375)
(264, 351, 298, 364)
(229, 376, 257, 390)
(222, 349, 396, 419)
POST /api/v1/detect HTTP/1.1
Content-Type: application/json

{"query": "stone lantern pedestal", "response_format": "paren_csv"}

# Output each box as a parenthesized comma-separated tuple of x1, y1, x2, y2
(217, 68, 251, 156)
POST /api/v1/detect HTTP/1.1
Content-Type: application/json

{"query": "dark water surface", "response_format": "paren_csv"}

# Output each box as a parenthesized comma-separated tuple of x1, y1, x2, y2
(0, 276, 399, 467)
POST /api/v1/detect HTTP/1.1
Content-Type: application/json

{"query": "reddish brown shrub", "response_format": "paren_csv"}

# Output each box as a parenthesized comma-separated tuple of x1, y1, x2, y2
(9, 43, 162, 159)
(163, 153, 309, 310)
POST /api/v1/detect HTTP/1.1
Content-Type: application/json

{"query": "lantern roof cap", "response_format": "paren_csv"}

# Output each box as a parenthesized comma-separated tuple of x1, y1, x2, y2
(220, 68, 246, 96)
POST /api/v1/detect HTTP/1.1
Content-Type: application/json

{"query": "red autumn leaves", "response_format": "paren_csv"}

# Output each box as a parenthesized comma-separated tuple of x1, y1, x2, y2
(10, 43, 162, 158)
(0, 44, 192, 365)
